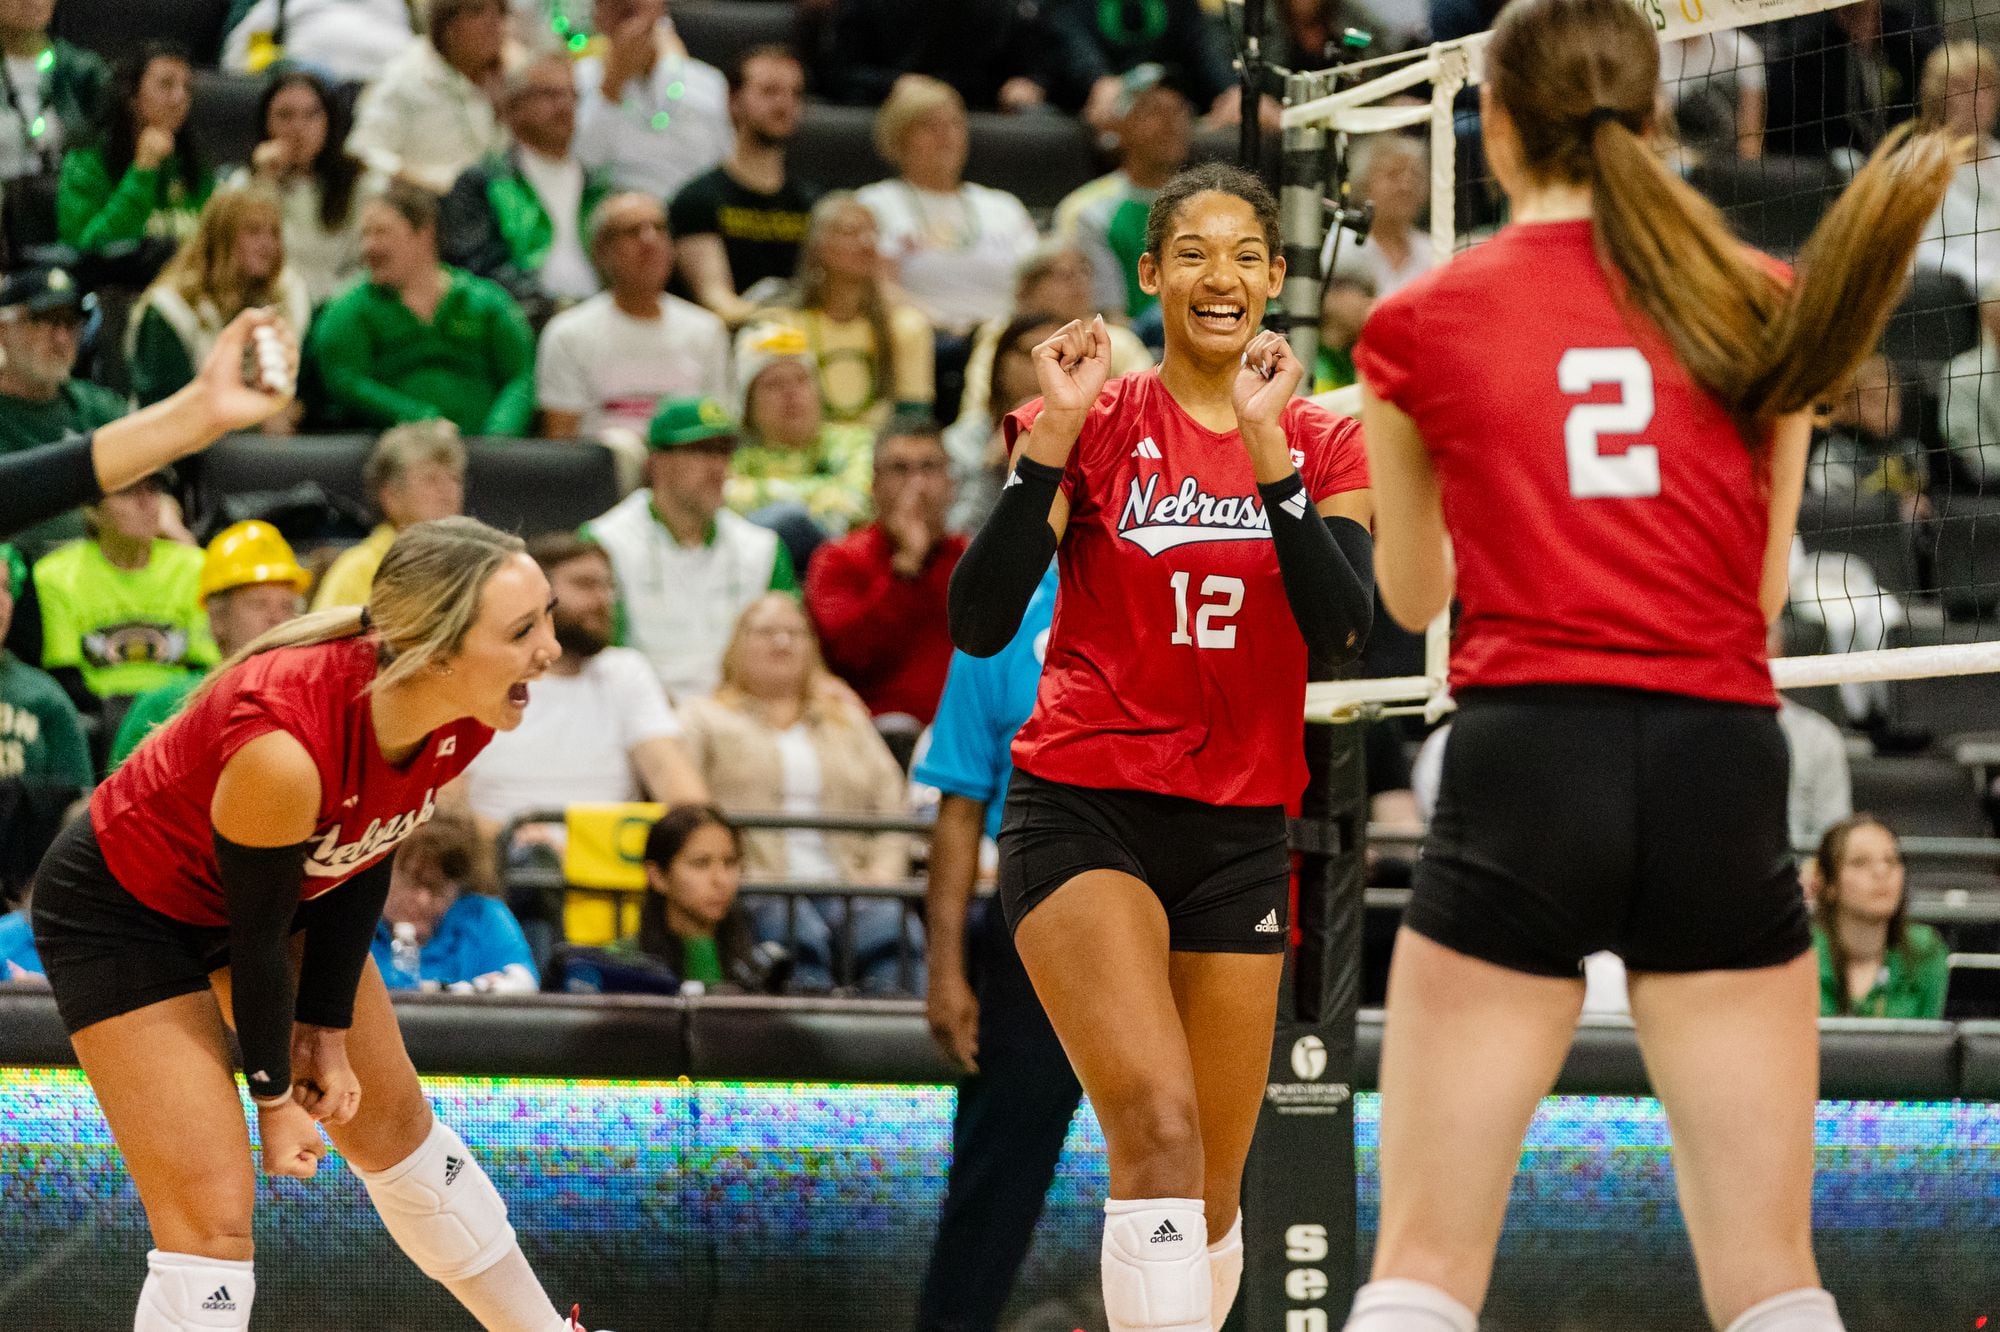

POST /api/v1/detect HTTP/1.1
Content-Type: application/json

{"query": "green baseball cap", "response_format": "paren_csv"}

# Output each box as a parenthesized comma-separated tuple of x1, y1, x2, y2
(0, 543, 23, 601)
(647, 395, 740, 451)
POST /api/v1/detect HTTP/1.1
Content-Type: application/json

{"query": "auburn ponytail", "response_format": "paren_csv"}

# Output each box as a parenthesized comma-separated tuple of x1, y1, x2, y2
(1488, 0, 1963, 432)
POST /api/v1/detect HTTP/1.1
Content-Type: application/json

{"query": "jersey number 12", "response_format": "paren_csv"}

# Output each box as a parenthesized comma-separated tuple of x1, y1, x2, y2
(1559, 348, 1660, 499)
(1170, 572, 1244, 649)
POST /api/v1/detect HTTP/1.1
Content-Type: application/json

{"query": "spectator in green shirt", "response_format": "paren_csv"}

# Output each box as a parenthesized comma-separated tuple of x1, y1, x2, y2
(0, 262, 126, 550)
(306, 180, 537, 436)
(611, 803, 765, 991)
(0, 0, 110, 189)
(1810, 814, 1949, 1019)
(107, 519, 308, 768)
(0, 543, 90, 790)
(32, 470, 215, 713)
(56, 43, 211, 256)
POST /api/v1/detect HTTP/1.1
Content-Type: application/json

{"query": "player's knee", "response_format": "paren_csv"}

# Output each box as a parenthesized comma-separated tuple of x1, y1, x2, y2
(149, 1188, 255, 1263)
(1104, 1091, 1203, 1180)
(350, 1119, 515, 1285)
(135, 1249, 256, 1330)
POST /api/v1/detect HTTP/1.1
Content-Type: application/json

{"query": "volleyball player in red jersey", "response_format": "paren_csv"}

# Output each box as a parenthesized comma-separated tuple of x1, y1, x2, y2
(1343, 2, 1959, 1329)
(948, 162, 1374, 1332)
(31, 518, 610, 1331)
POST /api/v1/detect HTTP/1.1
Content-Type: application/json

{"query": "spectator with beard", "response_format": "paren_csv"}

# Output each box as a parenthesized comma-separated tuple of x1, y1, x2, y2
(460, 532, 708, 835)
(0, 264, 126, 551)
(671, 46, 820, 328)
(441, 50, 611, 323)
(805, 415, 965, 723)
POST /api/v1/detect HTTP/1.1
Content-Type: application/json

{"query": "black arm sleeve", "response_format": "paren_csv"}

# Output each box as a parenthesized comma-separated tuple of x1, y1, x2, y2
(293, 858, 394, 1029)
(214, 832, 311, 1102)
(0, 432, 99, 539)
(1258, 473, 1374, 673)
(946, 456, 1063, 657)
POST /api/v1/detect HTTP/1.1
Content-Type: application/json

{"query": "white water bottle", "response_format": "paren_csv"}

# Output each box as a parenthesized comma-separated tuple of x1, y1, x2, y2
(390, 921, 423, 989)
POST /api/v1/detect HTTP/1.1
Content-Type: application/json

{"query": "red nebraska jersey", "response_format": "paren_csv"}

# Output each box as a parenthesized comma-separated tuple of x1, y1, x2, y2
(93, 635, 491, 927)
(1004, 368, 1370, 807)
(1356, 219, 1778, 708)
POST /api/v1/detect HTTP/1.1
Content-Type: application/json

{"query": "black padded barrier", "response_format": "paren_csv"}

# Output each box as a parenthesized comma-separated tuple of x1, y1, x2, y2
(1, 988, 1997, 1100)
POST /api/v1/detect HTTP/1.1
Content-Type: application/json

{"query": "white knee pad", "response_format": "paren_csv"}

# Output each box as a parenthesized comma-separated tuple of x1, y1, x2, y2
(350, 1118, 516, 1284)
(1344, 1278, 1478, 1332)
(1725, 1289, 1845, 1332)
(1208, 1213, 1244, 1330)
(1101, 1197, 1210, 1332)
(134, 1250, 255, 1330)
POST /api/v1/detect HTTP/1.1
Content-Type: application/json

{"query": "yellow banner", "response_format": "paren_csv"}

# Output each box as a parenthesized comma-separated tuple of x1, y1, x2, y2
(561, 803, 666, 890)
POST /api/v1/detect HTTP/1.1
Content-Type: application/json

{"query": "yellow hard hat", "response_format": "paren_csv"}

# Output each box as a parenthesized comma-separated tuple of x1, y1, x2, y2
(199, 520, 311, 604)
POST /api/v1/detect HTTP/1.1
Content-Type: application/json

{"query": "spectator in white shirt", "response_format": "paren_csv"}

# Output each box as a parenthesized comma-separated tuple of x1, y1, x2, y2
(347, 0, 509, 195)
(536, 191, 731, 481)
(573, 0, 730, 201)
(854, 75, 1039, 339)
(224, 0, 416, 84)
(583, 394, 798, 700)
(1327, 132, 1435, 300)
(1658, 30, 1766, 161)
(442, 50, 608, 323)
(233, 69, 374, 304)
(1914, 41, 2000, 300)
(462, 531, 708, 837)
(1943, 276, 2000, 493)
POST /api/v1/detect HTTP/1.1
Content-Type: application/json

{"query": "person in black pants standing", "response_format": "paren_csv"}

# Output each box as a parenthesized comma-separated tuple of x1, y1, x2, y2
(914, 563, 1080, 1331)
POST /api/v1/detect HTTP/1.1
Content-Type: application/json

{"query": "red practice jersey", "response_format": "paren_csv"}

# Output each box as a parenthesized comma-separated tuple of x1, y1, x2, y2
(1356, 219, 1778, 708)
(1005, 367, 1370, 808)
(93, 635, 491, 926)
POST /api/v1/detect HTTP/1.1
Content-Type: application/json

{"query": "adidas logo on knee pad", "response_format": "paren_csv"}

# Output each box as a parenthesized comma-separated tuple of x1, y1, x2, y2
(444, 1155, 465, 1186)
(1150, 1221, 1183, 1244)
(200, 1286, 237, 1313)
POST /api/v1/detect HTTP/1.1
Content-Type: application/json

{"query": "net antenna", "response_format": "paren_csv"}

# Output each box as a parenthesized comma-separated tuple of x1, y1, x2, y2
(1270, 0, 1946, 723)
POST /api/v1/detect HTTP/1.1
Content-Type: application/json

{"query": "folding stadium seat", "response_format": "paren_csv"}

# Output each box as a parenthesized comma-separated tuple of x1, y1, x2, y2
(788, 103, 885, 192)
(50, 0, 233, 67)
(961, 111, 1100, 216)
(191, 71, 270, 173)
(1881, 269, 1979, 375)
(672, 0, 801, 75)
(1688, 154, 1842, 257)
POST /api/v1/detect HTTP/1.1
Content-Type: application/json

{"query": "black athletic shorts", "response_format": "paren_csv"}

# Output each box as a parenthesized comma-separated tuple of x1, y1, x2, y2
(31, 816, 331, 1036)
(997, 767, 1291, 953)
(1408, 684, 1810, 978)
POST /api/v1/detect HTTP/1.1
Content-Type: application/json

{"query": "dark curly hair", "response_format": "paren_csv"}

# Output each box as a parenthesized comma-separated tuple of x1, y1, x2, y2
(1144, 162, 1280, 261)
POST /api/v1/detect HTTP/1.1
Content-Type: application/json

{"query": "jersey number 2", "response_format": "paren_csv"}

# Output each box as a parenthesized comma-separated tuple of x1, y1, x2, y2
(1558, 348, 1660, 499)
(1170, 572, 1244, 649)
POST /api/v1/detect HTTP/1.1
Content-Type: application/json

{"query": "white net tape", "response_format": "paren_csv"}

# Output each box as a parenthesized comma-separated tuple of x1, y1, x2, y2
(1283, 0, 2000, 723)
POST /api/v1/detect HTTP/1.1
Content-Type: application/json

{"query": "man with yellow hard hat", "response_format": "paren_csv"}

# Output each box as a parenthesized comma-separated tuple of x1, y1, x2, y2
(106, 521, 311, 768)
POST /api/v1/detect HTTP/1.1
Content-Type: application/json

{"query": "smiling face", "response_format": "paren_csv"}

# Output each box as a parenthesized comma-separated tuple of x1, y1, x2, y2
(1138, 189, 1285, 372)
(432, 553, 559, 731)
(361, 200, 436, 289)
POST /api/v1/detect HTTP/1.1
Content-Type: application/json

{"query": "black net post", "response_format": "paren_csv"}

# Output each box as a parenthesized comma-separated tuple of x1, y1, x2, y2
(1238, 718, 1368, 1330)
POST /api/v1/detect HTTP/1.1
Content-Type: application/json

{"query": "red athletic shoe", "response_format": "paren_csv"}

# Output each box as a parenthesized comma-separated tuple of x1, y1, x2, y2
(566, 1305, 612, 1331)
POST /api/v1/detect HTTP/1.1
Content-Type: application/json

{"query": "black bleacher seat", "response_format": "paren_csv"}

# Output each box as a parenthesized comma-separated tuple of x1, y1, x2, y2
(199, 435, 621, 540)
(1849, 755, 1988, 838)
(1688, 154, 1842, 257)
(1880, 269, 1978, 374)
(463, 438, 620, 536)
(1797, 490, 1918, 597)
(51, 0, 233, 68)
(786, 103, 1102, 215)
(673, 0, 801, 76)
(192, 70, 269, 173)
(1922, 492, 2000, 619)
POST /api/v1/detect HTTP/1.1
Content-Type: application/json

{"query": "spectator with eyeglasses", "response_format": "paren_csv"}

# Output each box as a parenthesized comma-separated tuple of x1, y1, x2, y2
(442, 49, 611, 325)
(805, 415, 965, 723)
(0, 264, 126, 551)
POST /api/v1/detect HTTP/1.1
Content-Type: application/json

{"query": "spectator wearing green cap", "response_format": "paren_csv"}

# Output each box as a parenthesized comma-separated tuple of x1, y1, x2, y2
(0, 543, 89, 792)
(306, 181, 537, 436)
(583, 393, 798, 700)
(0, 263, 128, 551)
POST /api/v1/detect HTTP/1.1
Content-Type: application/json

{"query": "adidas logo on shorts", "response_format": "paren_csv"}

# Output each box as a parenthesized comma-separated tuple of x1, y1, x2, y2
(1255, 910, 1282, 934)
(201, 1287, 236, 1313)
(444, 1154, 465, 1186)
(1150, 1220, 1182, 1244)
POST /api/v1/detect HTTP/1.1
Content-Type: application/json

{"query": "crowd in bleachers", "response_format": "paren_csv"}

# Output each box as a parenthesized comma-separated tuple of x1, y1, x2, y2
(0, 0, 1994, 1020)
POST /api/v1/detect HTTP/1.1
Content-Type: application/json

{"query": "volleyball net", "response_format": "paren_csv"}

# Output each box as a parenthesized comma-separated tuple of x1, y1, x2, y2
(1279, 0, 2000, 732)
